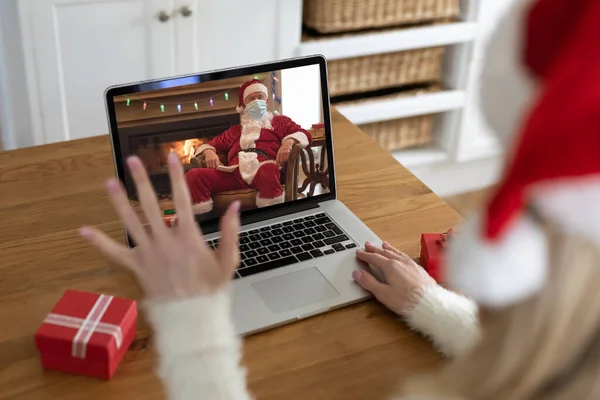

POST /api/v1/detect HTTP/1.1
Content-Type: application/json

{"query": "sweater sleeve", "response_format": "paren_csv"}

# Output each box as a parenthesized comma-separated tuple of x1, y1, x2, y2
(404, 285, 480, 358)
(144, 291, 252, 400)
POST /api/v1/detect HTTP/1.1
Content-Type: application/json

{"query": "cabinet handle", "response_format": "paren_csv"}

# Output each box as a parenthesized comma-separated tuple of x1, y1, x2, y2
(180, 5, 192, 17)
(158, 11, 170, 22)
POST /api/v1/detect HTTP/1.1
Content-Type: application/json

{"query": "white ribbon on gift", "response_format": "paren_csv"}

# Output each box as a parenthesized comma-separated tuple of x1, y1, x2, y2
(43, 294, 123, 359)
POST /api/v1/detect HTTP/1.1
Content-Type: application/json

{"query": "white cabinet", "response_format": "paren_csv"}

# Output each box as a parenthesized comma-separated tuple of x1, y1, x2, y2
(19, 0, 178, 143)
(174, 0, 281, 74)
(13, 0, 292, 145)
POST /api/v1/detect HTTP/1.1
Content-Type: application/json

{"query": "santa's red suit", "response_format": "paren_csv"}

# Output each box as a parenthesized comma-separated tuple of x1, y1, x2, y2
(185, 79, 312, 213)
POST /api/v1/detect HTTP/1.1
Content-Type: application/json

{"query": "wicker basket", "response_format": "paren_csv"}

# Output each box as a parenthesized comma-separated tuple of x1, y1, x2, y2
(304, 0, 461, 34)
(338, 86, 439, 150)
(328, 47, 445, 97)
(360, 115, 434, 151)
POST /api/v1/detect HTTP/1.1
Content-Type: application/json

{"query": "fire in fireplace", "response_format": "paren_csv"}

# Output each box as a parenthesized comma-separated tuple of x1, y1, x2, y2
(168, 139, 203, 164)
(138, 138, 207, 175)
(119, 113, 240, 199)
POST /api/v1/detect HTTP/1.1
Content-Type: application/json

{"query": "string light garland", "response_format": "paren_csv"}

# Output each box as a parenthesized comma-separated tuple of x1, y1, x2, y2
(119, 86, 237, 113)
(118, 74, 277, 113)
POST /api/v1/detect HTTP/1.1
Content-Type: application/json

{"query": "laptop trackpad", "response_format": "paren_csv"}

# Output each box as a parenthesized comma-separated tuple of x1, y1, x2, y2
(252, 267, 340, 314)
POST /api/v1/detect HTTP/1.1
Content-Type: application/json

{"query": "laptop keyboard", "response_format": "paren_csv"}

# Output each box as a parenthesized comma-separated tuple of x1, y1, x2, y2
(205, 213, 357, 279)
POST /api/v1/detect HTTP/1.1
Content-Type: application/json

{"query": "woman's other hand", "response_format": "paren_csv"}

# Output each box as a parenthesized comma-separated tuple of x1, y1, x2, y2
(353, 242, 436, 316)
(78, 153, 240, 301)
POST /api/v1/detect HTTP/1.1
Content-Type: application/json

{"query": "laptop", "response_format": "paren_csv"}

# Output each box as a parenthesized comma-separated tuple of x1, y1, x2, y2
(104, 55, 382, 335)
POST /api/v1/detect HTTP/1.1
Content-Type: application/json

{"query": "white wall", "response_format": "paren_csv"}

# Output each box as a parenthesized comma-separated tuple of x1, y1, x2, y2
(0, 0, 33, 150)
(280, 64, 322, 130)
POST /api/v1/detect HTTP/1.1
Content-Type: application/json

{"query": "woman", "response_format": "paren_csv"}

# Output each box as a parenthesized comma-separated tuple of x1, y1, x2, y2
(79, 0, 600, 398)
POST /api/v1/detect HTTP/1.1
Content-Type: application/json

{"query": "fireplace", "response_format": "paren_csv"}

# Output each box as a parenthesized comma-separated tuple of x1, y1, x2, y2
(118, 113, 240, 199)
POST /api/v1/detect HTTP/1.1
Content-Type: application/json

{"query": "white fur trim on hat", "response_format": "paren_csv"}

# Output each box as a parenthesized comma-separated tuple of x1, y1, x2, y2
(532, 178, 600, 249)
(282, 131, 310, 149)
(446, 210, 548, 307)
(236, 105, 245, 113)
(243, 82, 268, 102)
(256, 192, 284, 208)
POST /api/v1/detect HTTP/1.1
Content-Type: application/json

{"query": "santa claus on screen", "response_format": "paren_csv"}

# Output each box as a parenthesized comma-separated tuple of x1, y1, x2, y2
(185, 79, 312, 214)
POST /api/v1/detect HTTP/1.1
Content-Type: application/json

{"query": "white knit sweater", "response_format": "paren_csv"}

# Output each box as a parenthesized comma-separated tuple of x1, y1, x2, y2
(145, 284, 479, 400)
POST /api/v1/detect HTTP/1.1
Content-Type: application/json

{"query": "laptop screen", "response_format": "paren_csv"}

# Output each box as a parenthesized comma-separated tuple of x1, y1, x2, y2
(106, 58, 334, 230)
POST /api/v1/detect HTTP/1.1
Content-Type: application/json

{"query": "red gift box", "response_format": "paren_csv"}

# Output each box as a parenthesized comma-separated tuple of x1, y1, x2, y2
(164, 214, 178, 227)
(420, 229, 455, 283)
(34, 290, 137, 380)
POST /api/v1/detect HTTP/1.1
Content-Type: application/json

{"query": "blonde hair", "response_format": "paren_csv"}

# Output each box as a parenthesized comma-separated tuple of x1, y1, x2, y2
(404, 220, 600, 399)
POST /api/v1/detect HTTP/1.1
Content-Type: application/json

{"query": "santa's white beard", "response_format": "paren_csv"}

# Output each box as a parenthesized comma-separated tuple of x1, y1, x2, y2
(239, 110, 273, 150)
(240, 110, 273, 129)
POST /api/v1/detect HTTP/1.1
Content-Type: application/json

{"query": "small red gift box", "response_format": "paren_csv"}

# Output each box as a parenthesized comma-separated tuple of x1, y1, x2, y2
(164, 214, 178, 227)
(34, 290, 137, 380)
(420, 229, 456, 283)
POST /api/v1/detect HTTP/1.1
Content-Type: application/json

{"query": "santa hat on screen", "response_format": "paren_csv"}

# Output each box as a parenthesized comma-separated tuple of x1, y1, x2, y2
(446, 0, 600, 307)
(236, 79, 268, 113)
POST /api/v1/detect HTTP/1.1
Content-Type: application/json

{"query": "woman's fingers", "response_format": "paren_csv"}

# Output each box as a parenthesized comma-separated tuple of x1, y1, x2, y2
(356, 250, 392, 269)
(364, 242, 403, 261)
(105, 179, 150, 248)
(79, 226, 138, 273)
(216, 201, 241, 273)
(167, 153, 195, 232)
(352, 269, 387, 296)
(127, 157, 167, 239)
(382, 242, 410, 259)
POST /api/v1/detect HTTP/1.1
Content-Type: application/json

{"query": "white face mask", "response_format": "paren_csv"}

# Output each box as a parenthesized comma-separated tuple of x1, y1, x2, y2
(245, 100, 267, 120)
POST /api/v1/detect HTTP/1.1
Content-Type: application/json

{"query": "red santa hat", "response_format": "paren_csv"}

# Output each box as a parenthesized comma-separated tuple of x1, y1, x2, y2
(236, 79, 268, 113)
(446, 0, 600, 307)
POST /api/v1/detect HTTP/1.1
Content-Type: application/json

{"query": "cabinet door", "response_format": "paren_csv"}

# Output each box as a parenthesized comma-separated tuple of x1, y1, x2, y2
(19, 0, 177, 144)
(173, 0, 281, 74)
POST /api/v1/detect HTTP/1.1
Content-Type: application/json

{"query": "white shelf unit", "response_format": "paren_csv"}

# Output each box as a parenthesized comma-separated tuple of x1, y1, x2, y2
(392, 146, 450, 168)
(299, 18, 476, 169)
(335, 90, 466, 125)
(289, 2, 483, 170)
(297, 22, 478, 60)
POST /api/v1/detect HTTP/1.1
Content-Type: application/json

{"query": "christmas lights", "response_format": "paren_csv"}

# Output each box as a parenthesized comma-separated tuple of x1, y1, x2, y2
(119, 84, 256, 112)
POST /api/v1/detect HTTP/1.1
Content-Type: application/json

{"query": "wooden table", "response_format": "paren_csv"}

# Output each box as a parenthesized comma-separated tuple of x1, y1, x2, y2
(0, 111, 461, 400)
